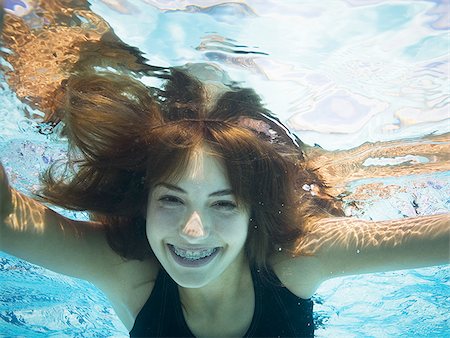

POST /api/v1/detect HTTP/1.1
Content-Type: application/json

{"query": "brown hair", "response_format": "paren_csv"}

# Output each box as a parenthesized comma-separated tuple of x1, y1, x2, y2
(39, 68, 343, 269)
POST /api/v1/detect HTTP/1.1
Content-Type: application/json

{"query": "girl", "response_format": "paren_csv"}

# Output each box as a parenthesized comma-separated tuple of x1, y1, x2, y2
(1, 68, 448, 337)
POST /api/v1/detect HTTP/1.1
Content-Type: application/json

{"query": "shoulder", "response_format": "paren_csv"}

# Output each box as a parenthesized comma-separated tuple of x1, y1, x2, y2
(269, 251, 324, 299)
(267, 216, 333, 298)
(94, 256, 160, 331)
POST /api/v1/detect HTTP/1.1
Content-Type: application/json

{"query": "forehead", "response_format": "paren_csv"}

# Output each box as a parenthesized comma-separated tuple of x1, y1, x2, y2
(165, 147, 230, 189)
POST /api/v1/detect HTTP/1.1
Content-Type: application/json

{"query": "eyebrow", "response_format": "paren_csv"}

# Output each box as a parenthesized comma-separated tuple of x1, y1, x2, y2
(156, 183, 234, 197)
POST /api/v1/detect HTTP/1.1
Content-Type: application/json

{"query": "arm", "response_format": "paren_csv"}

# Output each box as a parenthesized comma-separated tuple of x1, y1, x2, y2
(0, 162, 128, 284)
(1, 163, 159, 328)
(301, 214, 449, 275)
(271, 214, 449, 298)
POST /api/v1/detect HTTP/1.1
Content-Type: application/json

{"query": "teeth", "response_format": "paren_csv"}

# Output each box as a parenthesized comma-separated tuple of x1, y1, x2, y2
(172, 246, 217, 260)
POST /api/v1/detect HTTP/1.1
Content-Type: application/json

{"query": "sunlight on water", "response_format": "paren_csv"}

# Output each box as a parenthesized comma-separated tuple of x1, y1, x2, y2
(0, 0, 449, 336)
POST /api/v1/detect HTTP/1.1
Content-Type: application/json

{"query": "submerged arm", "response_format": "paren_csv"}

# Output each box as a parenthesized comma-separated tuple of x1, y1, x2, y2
(1, 162, 158, 328)
(0, 163, 12, 224)
(299, 214, 449, 278)
(0, 162, 126, 283)
(272, 214, 449, 298)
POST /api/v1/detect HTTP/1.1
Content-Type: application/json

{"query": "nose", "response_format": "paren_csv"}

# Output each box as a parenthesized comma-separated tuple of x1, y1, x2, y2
(181, 211, 208, 240)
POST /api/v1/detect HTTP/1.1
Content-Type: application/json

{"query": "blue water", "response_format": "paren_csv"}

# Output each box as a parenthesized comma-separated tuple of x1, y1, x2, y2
(1, 0, 449, 337)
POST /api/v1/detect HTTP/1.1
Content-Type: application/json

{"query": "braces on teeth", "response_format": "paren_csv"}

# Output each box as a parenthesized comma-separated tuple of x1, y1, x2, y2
(173, 246, 217, 260)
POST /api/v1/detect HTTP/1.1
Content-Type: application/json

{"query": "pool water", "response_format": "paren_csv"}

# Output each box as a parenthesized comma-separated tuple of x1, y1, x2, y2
(1, 0, 449, 337)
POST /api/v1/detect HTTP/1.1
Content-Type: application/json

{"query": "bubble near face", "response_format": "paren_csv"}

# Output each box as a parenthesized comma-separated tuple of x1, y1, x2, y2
(145, 146, 250, 288)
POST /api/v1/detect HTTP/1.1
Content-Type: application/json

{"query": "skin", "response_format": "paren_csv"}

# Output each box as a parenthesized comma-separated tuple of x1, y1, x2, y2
(1, 149, 449, 335)
(145, 147, 255, 336)
(1, 78, 449, 334)
(1, 4, 448, 335)
(146, 147, 250, 290)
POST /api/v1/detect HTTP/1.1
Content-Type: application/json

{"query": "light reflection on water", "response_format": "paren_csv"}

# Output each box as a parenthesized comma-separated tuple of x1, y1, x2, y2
(0, 0, 449, 336)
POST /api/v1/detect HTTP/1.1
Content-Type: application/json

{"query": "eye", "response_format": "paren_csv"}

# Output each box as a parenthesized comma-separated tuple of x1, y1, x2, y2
(158, 195, 184, 207)
(212, 200, 237, 211)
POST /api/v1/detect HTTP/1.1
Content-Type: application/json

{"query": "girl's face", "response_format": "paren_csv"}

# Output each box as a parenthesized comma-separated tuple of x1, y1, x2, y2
(146, 147, 250, 288)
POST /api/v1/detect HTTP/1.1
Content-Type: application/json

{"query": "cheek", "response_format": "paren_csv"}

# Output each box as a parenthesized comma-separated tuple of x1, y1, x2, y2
(215, 215, 249, 242)
(146, 207, 182, 236)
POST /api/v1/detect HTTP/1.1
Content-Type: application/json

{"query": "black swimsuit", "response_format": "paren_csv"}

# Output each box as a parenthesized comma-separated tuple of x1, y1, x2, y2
(130, 266, 314, 337)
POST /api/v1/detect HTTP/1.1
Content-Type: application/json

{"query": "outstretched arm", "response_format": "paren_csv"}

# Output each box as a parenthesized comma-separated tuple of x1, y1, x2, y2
(0, 163, 12, 224)
(0, 162, 126, 284)
(300, 214, 449, 275)
(272, 214, 449, 298)
(1, 162, 158, 328)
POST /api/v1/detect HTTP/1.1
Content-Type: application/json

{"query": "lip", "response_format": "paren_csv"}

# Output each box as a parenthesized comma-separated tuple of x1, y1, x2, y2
(167, 244, 221, 268)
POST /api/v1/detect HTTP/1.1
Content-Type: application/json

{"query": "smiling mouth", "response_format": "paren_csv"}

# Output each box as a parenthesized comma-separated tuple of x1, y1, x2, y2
(168, 244, 220, 267)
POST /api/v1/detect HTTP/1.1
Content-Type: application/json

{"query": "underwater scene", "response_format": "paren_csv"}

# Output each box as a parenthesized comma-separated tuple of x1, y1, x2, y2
(0, 0, 449, 337)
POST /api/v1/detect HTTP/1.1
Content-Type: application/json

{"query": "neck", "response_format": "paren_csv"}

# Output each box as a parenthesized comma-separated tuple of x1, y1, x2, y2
(178, 251, 250, 316)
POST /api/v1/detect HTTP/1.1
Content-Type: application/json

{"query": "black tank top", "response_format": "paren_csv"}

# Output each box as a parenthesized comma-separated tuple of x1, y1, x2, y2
(130, 266, 314, 337)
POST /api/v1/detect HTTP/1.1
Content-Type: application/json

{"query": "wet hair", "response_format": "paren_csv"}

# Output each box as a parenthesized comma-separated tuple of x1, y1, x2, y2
(39, 67, 343, 270)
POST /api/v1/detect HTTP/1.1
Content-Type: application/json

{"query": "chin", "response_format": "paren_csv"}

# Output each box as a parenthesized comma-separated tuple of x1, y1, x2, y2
(168, 268, 218, 288)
